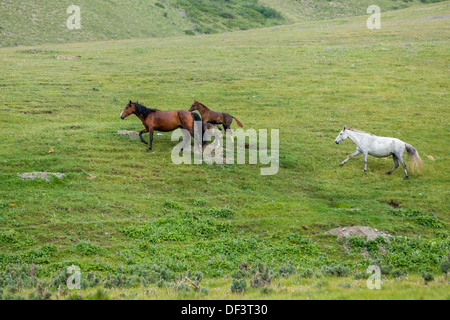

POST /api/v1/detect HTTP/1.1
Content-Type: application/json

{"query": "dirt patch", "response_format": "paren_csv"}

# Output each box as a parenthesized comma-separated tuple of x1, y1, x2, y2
(387, 200, 400, 208)
(117, 130, 139, 139)
(326, 226, 392, 258)
(19, 110, 53, 115)
(18, 172, 65, 181)
(325, 226, 391, 241)
(57, 55, 81, 60)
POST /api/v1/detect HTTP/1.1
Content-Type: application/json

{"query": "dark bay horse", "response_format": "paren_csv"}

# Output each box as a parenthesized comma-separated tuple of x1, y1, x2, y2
(188, 100, 243, 133)
(120, 100, 203, 151)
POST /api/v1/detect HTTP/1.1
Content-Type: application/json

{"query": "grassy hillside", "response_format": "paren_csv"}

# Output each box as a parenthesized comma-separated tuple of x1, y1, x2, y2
(259, 0, 445, 22)
(0, 2, 449, 299)
(0, 0, 445, 47)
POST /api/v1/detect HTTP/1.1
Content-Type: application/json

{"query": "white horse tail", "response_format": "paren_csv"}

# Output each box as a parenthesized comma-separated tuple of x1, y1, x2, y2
(405, 143, 423, 173)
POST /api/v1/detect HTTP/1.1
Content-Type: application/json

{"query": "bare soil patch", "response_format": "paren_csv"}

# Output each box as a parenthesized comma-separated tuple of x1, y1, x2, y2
(18, 172, 65, 181)
(325, 226, 391, 240)
(57, 55, 81, 60)
(117, 130, 139, 139)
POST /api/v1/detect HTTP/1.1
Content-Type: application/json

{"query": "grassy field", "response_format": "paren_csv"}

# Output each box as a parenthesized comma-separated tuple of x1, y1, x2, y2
(0, 2, 449, 300)
(0, 0, 442, 47)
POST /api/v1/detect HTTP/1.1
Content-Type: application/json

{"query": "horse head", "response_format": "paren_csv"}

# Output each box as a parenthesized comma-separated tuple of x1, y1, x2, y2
(120, 100, 136, 119)
(188, 100, 200, 112)
(335, 126, 349, 144)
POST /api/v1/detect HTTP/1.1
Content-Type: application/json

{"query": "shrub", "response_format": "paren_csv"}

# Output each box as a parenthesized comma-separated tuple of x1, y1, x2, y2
(200, 287, 209, 296)
(277, 262, 297, 277)
(299, 267, 313, 278)
(353, 271, 367, 280)
(339, 282, 352, 289)
(380, 264, 393, 276)
(391, 269, 407, 278)
(250, 261, 274, 288)
(440, 254, 450, 277)
(231, 269, 248, 279)
(74, 241, 101, 256)
(347, 236, 366, 251)
(421, 272, 434, 283)
(176, 282, 191, 296)
(28, 286, 52, 300)
(230, 279, 247, 293)
(321, 264, 350, 277)
(125, 275, 141, 288)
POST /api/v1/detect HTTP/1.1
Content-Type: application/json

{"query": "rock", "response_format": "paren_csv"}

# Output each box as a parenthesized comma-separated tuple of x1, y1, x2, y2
(117, 130, 139, 139)
(18, 172, 65, 181)
(324, 226, 392, 241)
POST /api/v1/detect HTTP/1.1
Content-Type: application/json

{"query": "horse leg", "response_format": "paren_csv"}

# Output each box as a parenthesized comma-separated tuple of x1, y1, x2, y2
(180, 129, 191, 151)
(139, 128, 149, 144)
(362, 152, 368, 172)
(222, 123, 234, 141)
(385, 155, 399, 175)
(146, 129, 154, 152)
(398, 154, 408, 179)
(339, 150, 360, 166)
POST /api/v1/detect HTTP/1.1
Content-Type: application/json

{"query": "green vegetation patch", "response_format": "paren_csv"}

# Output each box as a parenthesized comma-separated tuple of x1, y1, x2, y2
(390, 208, 445, 229)
(122, 211, 233, 243)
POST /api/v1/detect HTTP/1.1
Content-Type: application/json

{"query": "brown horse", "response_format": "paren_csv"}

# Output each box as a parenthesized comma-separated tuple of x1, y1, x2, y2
(120, 100, 203, 151)
(188, 100, 243, 133)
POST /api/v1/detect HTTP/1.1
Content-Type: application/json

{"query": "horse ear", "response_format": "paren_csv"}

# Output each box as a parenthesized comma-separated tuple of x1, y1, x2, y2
(343, 126, 346, 131)
(128, 100, 132, 105)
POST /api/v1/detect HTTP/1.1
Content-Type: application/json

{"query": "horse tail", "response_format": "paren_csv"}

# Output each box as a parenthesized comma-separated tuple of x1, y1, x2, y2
(191, 112, 205, 145)
(405, 143, 423, 173)
(232, 116, 243, 128)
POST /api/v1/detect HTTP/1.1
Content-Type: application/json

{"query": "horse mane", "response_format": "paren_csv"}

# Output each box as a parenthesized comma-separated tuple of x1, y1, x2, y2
(132, 101, 157, 118)
(347, 127, 374, 136)
(195, 100, 209, 110)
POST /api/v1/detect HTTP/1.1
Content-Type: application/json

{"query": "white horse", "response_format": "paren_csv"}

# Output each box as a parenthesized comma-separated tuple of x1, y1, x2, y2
(334, 126, 423, 179)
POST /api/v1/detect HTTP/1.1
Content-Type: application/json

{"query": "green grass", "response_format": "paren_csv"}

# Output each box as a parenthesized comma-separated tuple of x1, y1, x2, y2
(0, 0, 445, 47)
(0, 2, 449, 299)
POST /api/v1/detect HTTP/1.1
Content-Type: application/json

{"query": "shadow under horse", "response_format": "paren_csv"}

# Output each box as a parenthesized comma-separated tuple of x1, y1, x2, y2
(120, 100, 204, 151)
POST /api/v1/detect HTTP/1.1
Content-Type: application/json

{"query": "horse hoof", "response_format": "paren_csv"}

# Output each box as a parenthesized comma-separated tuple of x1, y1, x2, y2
(145, 148, 152, 152)
(384, 172, 391, 175)
(403, 176, 408, 180)
(339, 163, 344, 166)
(362, 169, 367, 172)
